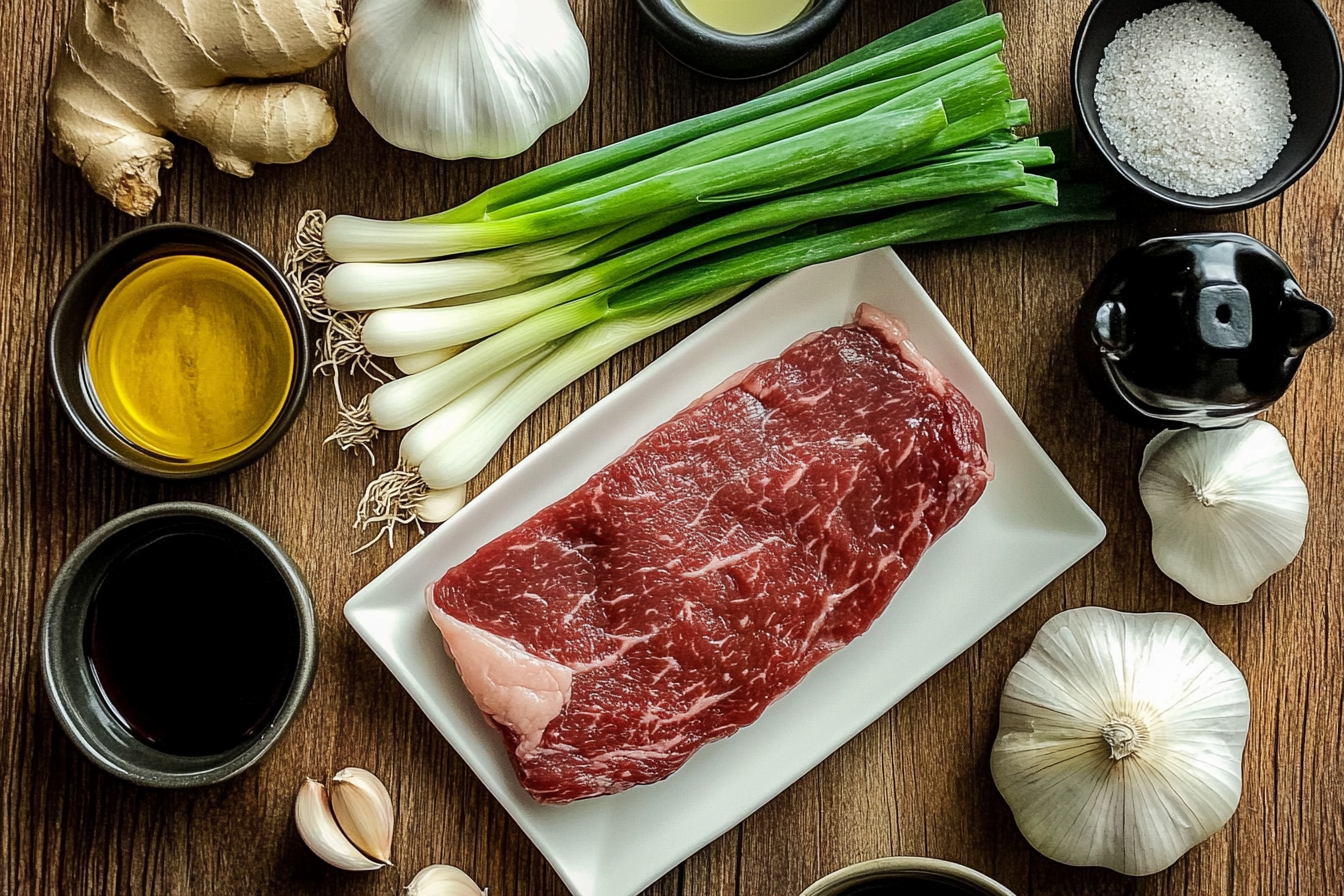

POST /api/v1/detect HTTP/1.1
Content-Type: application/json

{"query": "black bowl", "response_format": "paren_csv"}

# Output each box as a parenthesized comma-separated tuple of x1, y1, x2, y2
(635, 0, 850, 80)
(47, 223, 311, 479)
(41, 502, 317, 788)
(1072, 0, 1343, 212)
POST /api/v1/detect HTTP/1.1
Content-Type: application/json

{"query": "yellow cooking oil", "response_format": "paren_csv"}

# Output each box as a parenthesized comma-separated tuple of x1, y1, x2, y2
(85, 255, 294, 465)
(679, 0, 811, 35)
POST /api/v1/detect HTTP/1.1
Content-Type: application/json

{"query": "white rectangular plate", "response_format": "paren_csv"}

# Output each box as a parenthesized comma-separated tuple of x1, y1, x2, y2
(345, 248, 1105, 896)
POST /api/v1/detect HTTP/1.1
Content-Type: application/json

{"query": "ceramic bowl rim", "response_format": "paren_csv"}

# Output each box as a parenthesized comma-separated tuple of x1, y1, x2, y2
(46, 222, 312, 479)
(1070, 0, 1344, 213)
(799, 856, 1017, 896)
(40, 501, 318, 788)
(635, 0, 852, 79)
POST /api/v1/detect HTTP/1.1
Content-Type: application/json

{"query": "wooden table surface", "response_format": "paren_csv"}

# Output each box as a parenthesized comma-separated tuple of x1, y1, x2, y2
(5, 1, 1343, 894)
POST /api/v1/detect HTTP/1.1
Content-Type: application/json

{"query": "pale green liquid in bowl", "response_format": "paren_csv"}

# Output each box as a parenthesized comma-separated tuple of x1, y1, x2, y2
(679, 0, 811, 35)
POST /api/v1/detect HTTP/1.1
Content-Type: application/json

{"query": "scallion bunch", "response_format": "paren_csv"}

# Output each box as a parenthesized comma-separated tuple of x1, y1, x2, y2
(291, 0, 1112, 542)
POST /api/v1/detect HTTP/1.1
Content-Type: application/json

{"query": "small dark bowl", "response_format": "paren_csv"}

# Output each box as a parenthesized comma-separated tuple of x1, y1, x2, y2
(635, 0, 850, 80)
(47, 223, 311, 479)
(1072, 0, 1344, 212)
(41, 502, 317, 788)
(800, 857, 1017, 896)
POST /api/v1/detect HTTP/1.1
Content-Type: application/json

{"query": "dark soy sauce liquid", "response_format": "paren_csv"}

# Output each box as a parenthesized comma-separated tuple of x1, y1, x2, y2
(838, 877, 982, 896)
(85, 523, 300, 756)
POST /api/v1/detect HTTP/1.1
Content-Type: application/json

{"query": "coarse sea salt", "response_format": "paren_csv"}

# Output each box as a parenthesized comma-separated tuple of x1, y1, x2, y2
(1094, 1, 1294, 198)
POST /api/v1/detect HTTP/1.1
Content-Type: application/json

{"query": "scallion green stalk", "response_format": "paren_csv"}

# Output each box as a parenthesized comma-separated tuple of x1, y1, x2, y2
(485, 43, 1005, 222)
(325, 102, 950, 262)
(360, 156, 1034, 354)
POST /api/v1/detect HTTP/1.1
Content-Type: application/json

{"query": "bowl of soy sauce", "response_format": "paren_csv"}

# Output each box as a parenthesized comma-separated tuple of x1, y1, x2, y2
(41, 502, 317, 787)
(800, 857, 1016, 896)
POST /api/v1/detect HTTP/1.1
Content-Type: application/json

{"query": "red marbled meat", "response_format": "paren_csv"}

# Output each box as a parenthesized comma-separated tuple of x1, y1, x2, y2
(427, 303, 992, 803)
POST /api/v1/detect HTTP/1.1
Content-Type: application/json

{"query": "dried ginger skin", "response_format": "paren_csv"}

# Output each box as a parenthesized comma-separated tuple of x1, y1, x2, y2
(46, 0, 347, 216)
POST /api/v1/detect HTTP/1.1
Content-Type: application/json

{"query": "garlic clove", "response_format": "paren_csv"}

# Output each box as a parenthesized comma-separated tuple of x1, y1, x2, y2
(329, 766, 396, 864)
(1139, 420, 1308, 605)
(991, 607, 1250, 876)
(295, 778, 386, 871)
(407, 864, 486, 896)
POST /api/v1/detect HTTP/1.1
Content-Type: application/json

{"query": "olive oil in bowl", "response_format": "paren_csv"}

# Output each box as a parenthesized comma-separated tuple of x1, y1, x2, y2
(48, 223, 310, 479)
(85, 254, 295, 466)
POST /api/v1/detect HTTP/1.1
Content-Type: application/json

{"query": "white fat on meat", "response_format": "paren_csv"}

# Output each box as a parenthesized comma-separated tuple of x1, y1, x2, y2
(426, 589, 572, 756)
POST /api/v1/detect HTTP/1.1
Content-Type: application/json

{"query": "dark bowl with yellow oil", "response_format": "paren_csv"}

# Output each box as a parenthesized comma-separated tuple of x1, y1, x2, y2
(47, 223, 311, 479)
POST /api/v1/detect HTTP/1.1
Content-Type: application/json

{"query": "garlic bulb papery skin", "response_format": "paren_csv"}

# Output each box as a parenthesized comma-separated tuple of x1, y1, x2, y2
(1139, 420, 1308, 606)
(345, 0, 591, 160)
(407, 864, 485, 896)
(990, 607, 1250, 876)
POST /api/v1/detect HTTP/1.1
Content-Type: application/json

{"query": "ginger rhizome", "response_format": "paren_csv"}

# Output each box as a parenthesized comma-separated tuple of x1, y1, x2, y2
(47, 0, 348, 216)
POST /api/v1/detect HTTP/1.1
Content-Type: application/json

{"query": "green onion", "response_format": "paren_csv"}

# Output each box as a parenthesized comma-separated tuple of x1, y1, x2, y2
(325, 102, 952, 261)
(360, 156, 1034, 354)
(323, 210, 689, 310)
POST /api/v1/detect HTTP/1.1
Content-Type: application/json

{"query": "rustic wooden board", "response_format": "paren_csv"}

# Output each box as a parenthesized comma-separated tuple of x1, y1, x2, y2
(4, 1, 1342, 894)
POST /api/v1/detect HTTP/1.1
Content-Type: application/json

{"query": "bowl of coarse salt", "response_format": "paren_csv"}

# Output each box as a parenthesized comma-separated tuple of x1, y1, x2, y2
(1072, 0, 1343, 212)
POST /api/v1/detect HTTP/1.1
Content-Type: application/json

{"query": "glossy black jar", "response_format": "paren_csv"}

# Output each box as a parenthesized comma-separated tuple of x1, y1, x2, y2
(1076, 233, 1334, 428)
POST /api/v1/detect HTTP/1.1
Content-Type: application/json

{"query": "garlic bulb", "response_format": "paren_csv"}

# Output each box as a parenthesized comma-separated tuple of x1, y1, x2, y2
(408, 864, 485, 896)
(345, 0, 591, 160)
(294, 778, 386, 871)
(1139, 420, 1308, 605)
(330, 767, 395, 863)
(991, 607, 1250, 876)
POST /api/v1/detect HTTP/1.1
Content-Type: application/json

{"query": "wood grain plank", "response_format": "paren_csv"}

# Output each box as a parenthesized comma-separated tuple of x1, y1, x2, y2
(5, 0, 1344, 894)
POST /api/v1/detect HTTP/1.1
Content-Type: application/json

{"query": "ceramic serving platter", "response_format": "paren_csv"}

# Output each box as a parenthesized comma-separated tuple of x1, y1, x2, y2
(344, 247, 1106, 896)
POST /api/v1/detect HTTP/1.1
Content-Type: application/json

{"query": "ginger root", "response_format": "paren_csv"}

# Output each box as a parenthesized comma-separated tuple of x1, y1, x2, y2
(47, 0, 348, 216)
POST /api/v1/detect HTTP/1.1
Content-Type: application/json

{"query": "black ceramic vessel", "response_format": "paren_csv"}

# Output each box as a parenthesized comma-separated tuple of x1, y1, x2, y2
(1076, 233, 1335, 428)
(41, 502, 317, 788)
(634, 0, 850, 80)
(47, 223, 311, 479)
(1072, 0, 1344, 212)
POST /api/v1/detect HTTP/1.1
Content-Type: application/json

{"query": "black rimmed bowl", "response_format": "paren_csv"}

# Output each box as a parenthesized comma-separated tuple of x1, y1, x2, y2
(41, 502, 317, 788)
(635, 0, 851, 79)
(47, 223, 311, 479)
(1072, 0, 1344, 212)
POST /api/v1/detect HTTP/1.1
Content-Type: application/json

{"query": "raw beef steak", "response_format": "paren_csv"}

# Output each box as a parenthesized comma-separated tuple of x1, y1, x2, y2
(427, 303, 992, 803)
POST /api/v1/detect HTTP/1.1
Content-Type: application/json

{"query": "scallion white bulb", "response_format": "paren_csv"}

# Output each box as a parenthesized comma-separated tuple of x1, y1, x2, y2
(1139, 420, 1308, 605)
(991, 607, 1250, 876)
(345, 0, 591, 160)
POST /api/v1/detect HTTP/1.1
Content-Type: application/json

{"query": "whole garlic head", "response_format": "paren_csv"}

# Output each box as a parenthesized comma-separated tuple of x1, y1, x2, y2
(991, 607, 1250, 876)
(346, 0, 591, 160)
(1139, 420, 1308, 605)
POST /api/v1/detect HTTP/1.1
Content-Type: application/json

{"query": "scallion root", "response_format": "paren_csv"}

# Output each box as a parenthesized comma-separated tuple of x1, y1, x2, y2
(325, 388, 379, 460)
(284, 209, 337, 323)
(353, 462, 430, 552)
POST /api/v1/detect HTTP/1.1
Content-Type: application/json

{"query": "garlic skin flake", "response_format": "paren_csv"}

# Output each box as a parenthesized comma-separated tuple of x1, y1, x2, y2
(991, 607, 1250, 876)
(1140, 420, 1308, 605)
(330, 767, 395, 864)
(407, 864, 486, 896)
(294, 778, 385, 871)
(346, 0, 591, 160)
